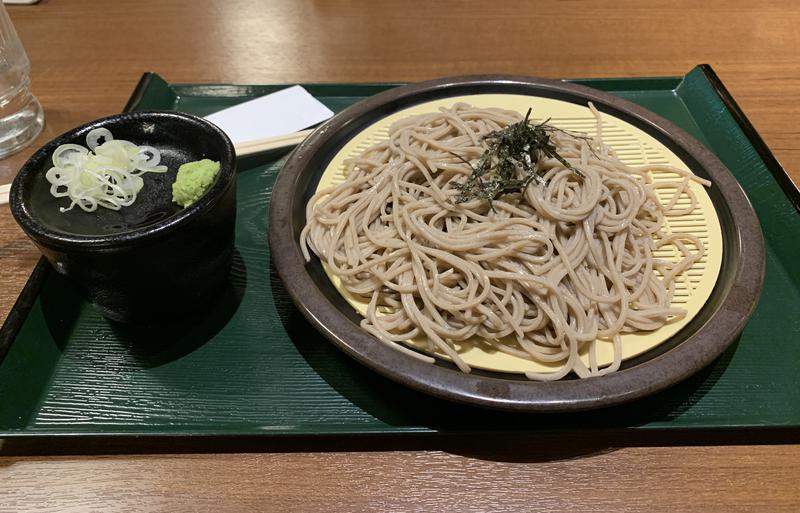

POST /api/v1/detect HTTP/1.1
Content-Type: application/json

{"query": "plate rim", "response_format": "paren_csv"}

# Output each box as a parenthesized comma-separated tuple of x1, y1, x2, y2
(268, 74, 765, 412)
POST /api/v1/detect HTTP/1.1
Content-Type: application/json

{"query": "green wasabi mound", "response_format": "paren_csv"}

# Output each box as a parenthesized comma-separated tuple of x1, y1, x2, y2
(172, 159, 221, 207)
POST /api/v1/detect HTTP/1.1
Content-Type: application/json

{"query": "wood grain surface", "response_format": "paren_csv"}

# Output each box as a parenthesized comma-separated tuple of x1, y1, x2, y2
(1, 445, 798, 513)
(1, 0, 799, 511)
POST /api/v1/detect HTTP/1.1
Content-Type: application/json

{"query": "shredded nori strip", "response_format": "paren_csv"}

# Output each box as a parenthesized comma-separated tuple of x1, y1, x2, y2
(452, 109, 586, 207)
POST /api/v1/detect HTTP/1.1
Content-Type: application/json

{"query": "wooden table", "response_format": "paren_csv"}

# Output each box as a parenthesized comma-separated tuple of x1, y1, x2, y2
(1, 1, 798, 511)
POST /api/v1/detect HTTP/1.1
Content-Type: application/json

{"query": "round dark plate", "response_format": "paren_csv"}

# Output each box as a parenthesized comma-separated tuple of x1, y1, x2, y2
(268, 75, 765, 412)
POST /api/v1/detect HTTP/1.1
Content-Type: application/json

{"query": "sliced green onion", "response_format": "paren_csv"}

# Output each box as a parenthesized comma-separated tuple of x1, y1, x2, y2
(46, 129, 167, 213)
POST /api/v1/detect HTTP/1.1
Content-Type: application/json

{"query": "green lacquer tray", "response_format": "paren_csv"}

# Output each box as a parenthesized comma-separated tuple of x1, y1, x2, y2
(1, 65, 798, 439)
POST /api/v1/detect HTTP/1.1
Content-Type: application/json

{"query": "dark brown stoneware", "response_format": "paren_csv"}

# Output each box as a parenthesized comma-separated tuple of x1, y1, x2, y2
(10, 111, 236, 323)
(269, 75, 765, 411)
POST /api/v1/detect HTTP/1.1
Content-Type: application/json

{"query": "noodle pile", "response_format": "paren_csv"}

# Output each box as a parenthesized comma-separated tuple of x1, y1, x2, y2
(300, 103, 709, 380)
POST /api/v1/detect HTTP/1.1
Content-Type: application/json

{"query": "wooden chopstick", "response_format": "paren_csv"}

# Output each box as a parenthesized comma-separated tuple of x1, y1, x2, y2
(233, 128, 313, 157)
(0, 183, 9, 207)
(0, 129, 314, 207)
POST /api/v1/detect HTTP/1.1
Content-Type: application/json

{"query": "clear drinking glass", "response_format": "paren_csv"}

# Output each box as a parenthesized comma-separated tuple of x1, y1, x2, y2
(0, 3, 44, 159)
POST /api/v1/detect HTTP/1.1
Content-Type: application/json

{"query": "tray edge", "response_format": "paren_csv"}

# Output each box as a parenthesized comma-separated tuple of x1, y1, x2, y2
(696, 64, 800, 213)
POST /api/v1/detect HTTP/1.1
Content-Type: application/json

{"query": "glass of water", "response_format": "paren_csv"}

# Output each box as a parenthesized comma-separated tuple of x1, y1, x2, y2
(0, 3, 44, 159)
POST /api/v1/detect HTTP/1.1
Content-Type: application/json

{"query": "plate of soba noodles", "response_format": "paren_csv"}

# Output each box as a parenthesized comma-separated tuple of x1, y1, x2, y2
(268, 75, 764, 411)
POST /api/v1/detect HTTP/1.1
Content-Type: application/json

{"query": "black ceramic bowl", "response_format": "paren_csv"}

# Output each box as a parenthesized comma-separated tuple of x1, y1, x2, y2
(9, 111, 237, 323)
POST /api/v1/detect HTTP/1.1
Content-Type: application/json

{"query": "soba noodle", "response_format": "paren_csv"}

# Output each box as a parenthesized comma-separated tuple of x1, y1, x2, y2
(300, 103, 709, 380)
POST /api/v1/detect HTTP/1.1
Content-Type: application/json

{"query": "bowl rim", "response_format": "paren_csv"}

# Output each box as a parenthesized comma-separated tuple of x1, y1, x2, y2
(9, 110, 236, 250)
(268, 74, 766, 412)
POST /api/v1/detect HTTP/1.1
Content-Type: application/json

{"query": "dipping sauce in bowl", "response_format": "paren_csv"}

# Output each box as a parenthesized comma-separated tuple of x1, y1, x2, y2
(9, 111, 237, 323)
